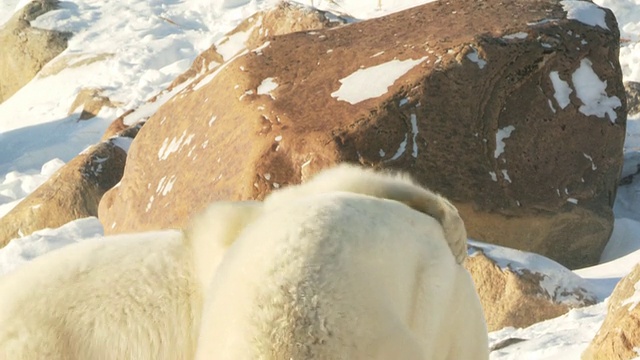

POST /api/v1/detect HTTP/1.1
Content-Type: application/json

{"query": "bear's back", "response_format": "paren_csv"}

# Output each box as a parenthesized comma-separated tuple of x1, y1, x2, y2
(0, 230, 202, 360)
(196, 192, 460, 360)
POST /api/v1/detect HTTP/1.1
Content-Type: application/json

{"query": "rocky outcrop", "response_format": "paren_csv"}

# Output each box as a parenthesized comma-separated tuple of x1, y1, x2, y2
(100, 0, 626, 268)
(100, 114, 144, 141)
(0, 140, 125, 248)
(0, 0, 70, 103)
(465, 241, 597, 331)
(0, 119, 142, 248)
(582, 264, 640, 360)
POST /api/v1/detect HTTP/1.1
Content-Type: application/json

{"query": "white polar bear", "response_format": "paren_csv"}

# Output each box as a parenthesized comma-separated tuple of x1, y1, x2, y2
(262, 165, 469, 264)
(194, 166, 488, 359)
(0, 164, 486, 359)
(0, 201, 260, 360)
(0, 230, 202, 360)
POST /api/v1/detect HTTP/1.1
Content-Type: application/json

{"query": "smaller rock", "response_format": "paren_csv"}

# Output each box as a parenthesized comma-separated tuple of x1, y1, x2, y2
(582, 264, 640, 360)
(0, 0, 71, 103)
(625, 81, 640, 116)
(243, 2, 345, 49)
(100, 112, 144, 141)
(0, 141, 126, 248)
(465, 241, 598, 331)
(68, 88, 119, 120)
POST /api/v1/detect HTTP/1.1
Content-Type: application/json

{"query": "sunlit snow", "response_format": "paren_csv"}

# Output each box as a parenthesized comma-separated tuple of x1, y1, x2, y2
(561, 0, 609, 30)
(549, 71, 573, 109)
(257, 77, 279, 99)
(494, 126, 516, 159)
(571, 58, 621, 122)
(331, 57, 426, 104)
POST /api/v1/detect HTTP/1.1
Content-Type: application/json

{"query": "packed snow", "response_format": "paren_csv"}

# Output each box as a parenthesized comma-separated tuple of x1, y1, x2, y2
(466, 47, 487, 69)
(0, 217, 103, 276)
(331, 57, 426, 104)
(502, 32, 528, 40)
(389, 134, 409, 161)
(583, 153, 597, 170)
(110, 136, 135, 153)
(0, 0, 640, 358)
(571, 58, 622, 122)
(501, 169, 512, 183)
(469, 240, 597, 304)
(549, 71, 573, 109)
(410, 113, 419, 158)
(549, 58, 622, 123)
(157, 131, 195, 161)
(256, 77, 279, 99)
(216, 27, 255, 61)
(561, 0, 610, 30)
(494, 125, 516, 159)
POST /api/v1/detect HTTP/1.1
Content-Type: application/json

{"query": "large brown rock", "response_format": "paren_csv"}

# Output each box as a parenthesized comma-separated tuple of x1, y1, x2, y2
(100, 0, 626, 268)
(0, 139, 127, 248)
(0, 0, 70, 103)
(465, 242, 597, 331)
(582, 264, 640, 360)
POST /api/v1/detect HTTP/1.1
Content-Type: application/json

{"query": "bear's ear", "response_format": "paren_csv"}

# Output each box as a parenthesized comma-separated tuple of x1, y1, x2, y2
(185, 201, 263, 288)
(185, 201, 263, 248)
(403, 192, 468, 264)
(300, 164, 469, 264)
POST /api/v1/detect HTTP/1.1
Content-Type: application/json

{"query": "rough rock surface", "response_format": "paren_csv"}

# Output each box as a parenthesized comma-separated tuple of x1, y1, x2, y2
(101, 0, 626, 268)
(582, 264, 640, 360)
(0, 0, 70, 103)
(100, 115, 144, 141)
(626, 81, 640, 116)
(0, 139, 128, 248)
(464, 242, 597, 331)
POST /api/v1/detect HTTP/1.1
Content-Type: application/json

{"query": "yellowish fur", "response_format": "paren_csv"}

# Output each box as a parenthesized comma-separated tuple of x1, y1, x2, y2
(0, 164, 483, 359)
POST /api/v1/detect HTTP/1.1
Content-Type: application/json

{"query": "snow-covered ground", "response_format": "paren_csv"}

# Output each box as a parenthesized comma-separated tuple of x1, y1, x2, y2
(0, 0, 640, 358)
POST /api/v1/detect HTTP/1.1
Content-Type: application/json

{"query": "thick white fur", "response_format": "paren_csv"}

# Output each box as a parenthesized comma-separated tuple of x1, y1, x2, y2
(0, 164, 484, 359)
(264, 164, 468, 264)
(0, 231, 201, 360)
(0, 201, 261, 360)
(195, 191, 488, 359)
(186, 200, 262, 291)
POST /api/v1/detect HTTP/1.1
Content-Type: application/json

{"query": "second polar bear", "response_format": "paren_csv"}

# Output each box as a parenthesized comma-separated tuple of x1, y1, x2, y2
(194, 166, 488, 359)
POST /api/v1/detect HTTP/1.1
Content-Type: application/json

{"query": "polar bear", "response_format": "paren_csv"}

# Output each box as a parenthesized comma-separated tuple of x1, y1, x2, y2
(194, 166, 488, 359)
(0, 164, 485, 359)
(0, 202, 258, 360)
(0, 230, 202, 360)
(262, 165, 468, 264)
(186, 164, 468, 298)
(0, 200, 262, 360)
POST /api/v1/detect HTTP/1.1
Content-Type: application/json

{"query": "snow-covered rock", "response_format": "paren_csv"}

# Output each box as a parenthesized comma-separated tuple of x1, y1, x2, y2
(0, 0, 69, 103)
(465, 241, 598, 331)
(583, 263, 640, 359)
(0, 141, 125, 247)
